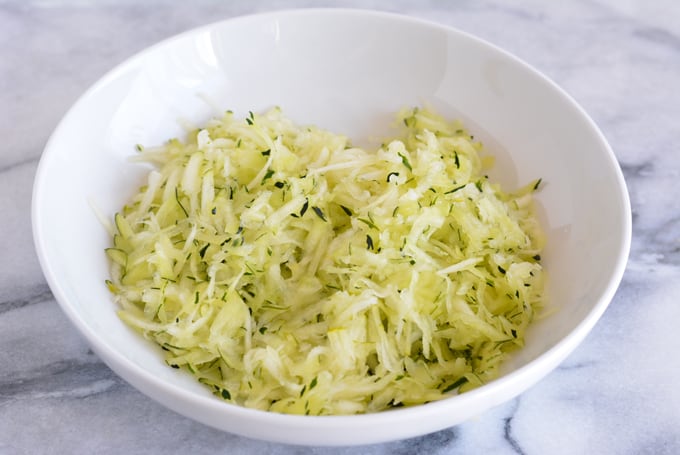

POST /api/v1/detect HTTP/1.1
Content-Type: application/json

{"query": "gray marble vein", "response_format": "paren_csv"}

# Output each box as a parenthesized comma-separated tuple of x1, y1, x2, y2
(2, 0, 679, 453)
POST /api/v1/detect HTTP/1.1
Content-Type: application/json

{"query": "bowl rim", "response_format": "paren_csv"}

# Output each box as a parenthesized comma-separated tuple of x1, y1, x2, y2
(31, 7, 632, 445)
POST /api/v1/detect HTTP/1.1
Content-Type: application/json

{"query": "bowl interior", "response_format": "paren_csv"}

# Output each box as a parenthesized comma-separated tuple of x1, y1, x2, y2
(33, 9, 630, 445)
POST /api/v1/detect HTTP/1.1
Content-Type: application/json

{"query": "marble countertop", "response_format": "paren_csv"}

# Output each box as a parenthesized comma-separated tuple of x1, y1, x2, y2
(2, 0, 679, 453)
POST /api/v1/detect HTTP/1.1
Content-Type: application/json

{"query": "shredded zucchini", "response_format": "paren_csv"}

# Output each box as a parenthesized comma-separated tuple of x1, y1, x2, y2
(106, 107, 544, 415)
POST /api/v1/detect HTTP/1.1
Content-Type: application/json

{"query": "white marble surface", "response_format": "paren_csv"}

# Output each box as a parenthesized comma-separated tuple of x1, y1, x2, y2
(2, 0, 679, 453)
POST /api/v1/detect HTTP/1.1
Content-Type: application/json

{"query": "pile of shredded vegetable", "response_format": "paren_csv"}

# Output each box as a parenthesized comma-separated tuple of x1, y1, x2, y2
(105, 107, 544, 415)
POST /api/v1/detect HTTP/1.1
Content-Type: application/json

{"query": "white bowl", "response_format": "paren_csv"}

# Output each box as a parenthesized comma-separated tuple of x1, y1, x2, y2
(32, 9, 631, 446)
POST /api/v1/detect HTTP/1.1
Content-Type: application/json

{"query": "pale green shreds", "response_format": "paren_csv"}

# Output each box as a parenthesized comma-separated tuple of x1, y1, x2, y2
(105, 107, 545, 415)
